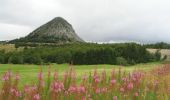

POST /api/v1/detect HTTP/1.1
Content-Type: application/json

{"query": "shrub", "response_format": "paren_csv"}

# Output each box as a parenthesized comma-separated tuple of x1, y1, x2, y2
(116, 57, 128, 66)
(154, 50, 161, 61)
(24, 54, 42, 65)
(0, 55, 4, 63)
(8, 55, 23, 64)
(162, 55, 167, 61)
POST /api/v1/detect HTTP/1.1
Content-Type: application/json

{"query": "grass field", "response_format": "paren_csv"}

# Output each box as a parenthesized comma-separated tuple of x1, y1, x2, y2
(0, 44, 24, 52)
(147, 48, 170, 61)
(0, 62, 163, 87)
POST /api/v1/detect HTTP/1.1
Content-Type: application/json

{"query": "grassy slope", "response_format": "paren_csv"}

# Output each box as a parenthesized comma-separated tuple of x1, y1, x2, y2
(147, 48, 170, 61)
(0, 62, 163, 87)
(0, 44, 24, 52)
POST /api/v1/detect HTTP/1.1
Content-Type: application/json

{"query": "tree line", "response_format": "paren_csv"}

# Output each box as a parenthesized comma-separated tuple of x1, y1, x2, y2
(144, 42, 170, 49)
(0, 43, 161, 65)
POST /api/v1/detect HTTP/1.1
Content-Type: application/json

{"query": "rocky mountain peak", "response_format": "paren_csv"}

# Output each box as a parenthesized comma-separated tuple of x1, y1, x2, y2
(11, 17, 84, 43)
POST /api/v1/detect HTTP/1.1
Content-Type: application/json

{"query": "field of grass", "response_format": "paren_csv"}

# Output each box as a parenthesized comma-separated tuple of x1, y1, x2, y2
(147, 48, 170, 61)
(0, 62, 163, 87)
(0, 44, 24, 52)
(0, 62, 169, 100)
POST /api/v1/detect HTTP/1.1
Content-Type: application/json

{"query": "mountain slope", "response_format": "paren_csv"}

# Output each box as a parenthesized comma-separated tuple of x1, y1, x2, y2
(11, 17, 84, 43)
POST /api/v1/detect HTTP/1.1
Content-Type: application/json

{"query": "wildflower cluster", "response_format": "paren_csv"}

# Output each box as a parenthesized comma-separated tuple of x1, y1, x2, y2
(0, 65, 170, 100)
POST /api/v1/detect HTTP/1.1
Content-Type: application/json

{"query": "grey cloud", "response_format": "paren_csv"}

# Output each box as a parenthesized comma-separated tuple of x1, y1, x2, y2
(0, 0, 170, 43)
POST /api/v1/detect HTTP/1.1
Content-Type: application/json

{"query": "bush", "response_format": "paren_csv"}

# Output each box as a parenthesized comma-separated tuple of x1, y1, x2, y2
(116, 57, 128, 66)
(154, 50, 161, 61)
(24, 55, 42, 65)
(8, 55, 23, 64)
(162, 55, 167, 61)
(0, 55, 4, 64)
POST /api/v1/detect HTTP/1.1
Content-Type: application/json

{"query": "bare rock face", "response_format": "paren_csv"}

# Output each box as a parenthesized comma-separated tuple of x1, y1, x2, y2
(12, 17, 84, 43)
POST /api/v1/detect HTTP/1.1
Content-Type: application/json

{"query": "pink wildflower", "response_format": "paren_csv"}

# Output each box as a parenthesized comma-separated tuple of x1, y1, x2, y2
(10, 88, 22, 97)
(95, 78, 100, 83)
(33, 94, 40, 100)
(2, 71, 11, 81)
(95, 88, 101, 94)
(68, 86, 77, 93)
(82, 74, 88, 80)
(38, 71, 43, 80)
(135, 92, 139, 97)
(24, 85, 30, 93)
(78, 86, 86, 93)
(15, 90, 22, 97)
(101, 87, 107, 93)
(111, 79, 116, 85)
(51, 82, 64, 93)
(31, 85, 37, 91)
(64, 91, 68, 95)
(54, 71, 58, 80)
(127, 82, 134, 90)
(15, 73, 20, 80)
(40, 80, 45, 87)
(113, 96, 118, 100)
(120, 87, 125, 92)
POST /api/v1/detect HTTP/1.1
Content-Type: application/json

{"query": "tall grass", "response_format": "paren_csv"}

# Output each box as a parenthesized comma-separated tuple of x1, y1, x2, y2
(0, 65, 170, 100)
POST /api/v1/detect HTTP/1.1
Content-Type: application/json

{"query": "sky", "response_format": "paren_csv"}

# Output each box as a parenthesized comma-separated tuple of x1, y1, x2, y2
(0, 0, 170, 43)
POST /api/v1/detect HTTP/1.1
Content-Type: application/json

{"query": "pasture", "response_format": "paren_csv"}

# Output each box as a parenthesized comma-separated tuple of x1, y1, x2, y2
(147, 48, 170, 61)
(0, 62, 163, 87)
(0, 62, 170, 100)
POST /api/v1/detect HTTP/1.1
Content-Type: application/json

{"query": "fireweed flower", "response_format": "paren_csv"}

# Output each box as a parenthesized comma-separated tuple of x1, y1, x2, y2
(95, 78, 101, 83)
(10, 88, 22, 97)
(38, 71, 43, 80)
(95, 88, 101, 94)
(24, 85, 31, 93)
(68, 86, 77, 93)
(2, 73, 9, 81)
(120, 87, 125, 92)
(51, 82, 64, 93)
(82, 73, 88, 80)
(78, 86, 86, 93)
(31, 85, 37, 91)
(111, 79, 116, 85)
(134, 92, 139, 97)
(33, 94, 40, 100)
(113, 96, 118, 100)
(101, 87, 107, 93)
(64, 91, 69, 95)
(15, 90, 22, 97)
(2, 71, 12, 81)
(54, 70, 58, 80)
(122, 77, 128, 82)
(40, 80, 45, 87)
(127, 82, 134, 90)
(15, 73, 20, 80)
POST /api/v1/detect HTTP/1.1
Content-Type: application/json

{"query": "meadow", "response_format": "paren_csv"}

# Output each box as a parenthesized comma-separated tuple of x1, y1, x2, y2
(0, 62, 162, 86)
(0, 62, 170, 100)
(147, 48, 170, 61)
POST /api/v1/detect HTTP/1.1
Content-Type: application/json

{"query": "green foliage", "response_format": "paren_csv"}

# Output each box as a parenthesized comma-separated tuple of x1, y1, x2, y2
(1, 43, 159, 65)
(0, 50, 5, 64)
(8, 54, 23, 64)
(145, 42, 170, 49)
(0, 55, 4, 64)
(116, 57, 128, 66)
(162, 55, 167, 61)
(154, 50, 161, 61)
(23, 53, 42, 65)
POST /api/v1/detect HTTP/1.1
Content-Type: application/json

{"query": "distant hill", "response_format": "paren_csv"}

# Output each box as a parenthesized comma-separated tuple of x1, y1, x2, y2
(10, 17, 84, 44)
